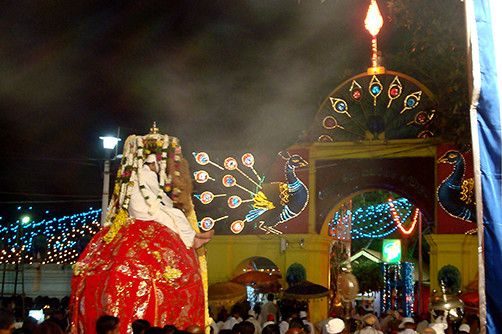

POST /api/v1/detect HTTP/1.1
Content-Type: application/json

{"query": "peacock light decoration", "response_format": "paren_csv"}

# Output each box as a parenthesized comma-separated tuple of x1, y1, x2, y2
(192, 151, 309, 235)
(436, 150, 476, 223)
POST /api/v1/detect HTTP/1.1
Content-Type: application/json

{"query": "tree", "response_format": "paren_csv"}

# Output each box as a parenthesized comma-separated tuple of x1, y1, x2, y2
(385, 0, 471, 147)
(352, 259, 383, 293)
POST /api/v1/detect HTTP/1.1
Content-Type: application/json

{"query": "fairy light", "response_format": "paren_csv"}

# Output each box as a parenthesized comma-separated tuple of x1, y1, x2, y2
(329, 198, 415, 239)
(388, 198, 419, 235)
(402, 262, 415, 316)
(0, 208, 101, 264)
(382, 263, 387, 313)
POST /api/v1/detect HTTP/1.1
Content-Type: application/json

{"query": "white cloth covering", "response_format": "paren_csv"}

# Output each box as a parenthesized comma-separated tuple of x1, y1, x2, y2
(129, 165, 196, 248)
(222, 316, 241, 330)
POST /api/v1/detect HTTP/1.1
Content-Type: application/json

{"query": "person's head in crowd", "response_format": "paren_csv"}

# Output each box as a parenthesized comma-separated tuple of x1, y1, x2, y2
(288, 319, 304, 330)
(240, 301, 251, 317)
(261, 314, 276, 329)
(185, 325, 204, 334)
(162, 324, 177, 334)
(325, 318, 344, 334)
(0, 309, 15, 334)
(458, 324, 470, 334)
(230, 304, 242, 319)
(21, 316, 38, 331)
(230, 323, 241, 334)
(285, 328, 304, 334)
(237, 321, 254, 334)
(280, 310, 293, 322)
(261, 324, 280, 334)
(217, 308, 229, 323)
(361, 314, 378, 328)
(419, 327, 437, 334)
(299, 311, 307, 320)
(49, 311, 64, 322)
(266, 294, 275, 302)
(145, 327, 167, 334)
(132, 319, 151, 334)
(399, 317, 416, 330)
(33, 320, 64, 334)
(95, 315, 119, 334)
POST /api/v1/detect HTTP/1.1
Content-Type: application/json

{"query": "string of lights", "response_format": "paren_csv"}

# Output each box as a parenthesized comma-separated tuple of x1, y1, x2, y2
(381, 262, 415, 316)
(329, 198, 415, 239)
(0, 208, 101, 265)
(402, 262, 415, 317)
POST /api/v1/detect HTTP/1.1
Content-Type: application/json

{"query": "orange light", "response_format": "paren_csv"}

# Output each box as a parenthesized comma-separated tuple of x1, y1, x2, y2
(364, 0, 383, 37)
(388, 199, 419, 235)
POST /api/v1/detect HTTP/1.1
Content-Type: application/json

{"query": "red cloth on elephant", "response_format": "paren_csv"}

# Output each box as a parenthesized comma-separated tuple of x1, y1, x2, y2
(70, 219, 204, 333)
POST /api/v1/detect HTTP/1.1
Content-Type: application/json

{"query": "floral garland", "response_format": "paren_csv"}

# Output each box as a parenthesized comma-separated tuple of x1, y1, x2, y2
(103, 133, 179, 242)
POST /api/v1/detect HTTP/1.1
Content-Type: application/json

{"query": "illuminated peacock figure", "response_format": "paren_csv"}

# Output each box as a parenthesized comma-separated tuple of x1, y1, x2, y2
(437, 150, 476, 222)
(192, 151, 309, 234)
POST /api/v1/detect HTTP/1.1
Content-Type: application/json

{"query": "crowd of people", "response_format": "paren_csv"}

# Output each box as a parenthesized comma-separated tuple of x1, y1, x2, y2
(207, 296, 479, 334)
(0, 293, 480, 334)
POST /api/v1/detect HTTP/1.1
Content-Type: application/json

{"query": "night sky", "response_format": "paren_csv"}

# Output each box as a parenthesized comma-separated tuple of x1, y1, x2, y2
(0, 1, 463, 210)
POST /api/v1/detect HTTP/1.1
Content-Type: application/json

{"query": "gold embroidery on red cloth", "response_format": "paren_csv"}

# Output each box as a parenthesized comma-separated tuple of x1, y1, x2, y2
(161, 313, 167, 326)
(135, 301, 148, 319)
(126, 247, 137, 258)
(152, 251, 162, 262)
(137, 281, 148, 297)
(73, 262, 86, 276)
(117, 264, 132, 276)
(136, 264, 151, 280)
(156, 288, 164, 304)
(102, 293, 112, 310)
(79, 295, 85, 316)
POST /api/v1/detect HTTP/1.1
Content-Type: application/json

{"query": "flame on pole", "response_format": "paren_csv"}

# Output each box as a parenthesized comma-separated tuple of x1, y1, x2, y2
(364, 0, 384, 70)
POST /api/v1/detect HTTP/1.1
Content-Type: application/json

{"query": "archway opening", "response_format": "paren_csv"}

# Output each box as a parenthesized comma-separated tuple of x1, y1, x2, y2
(325, 189, 432, 317)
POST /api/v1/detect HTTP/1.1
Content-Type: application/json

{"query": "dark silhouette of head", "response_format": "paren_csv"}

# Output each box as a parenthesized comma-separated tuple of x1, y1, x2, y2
(96, 315, 119, 334)
(132, 319, 151, 334)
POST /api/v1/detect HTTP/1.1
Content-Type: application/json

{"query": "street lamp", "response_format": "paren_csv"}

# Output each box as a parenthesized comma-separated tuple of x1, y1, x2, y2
(99, 136, 121, 225)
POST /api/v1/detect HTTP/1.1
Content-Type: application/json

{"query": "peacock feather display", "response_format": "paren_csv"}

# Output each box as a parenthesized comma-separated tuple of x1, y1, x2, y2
(192, 151, 309, 235)
(306, 70, 437, 142)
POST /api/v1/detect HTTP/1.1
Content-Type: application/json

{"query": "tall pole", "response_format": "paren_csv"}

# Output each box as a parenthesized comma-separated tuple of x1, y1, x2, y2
(99, 135, 120, 225)
(101, 155, 111, 226)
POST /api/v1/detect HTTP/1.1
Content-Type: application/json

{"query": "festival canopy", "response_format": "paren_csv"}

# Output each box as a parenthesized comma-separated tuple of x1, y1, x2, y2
(208, 282, 247, 307)
(282, 280, 329, 300)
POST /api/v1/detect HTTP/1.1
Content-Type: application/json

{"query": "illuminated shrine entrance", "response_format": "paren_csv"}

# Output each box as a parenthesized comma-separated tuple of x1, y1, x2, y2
(325, 190, 431, 318)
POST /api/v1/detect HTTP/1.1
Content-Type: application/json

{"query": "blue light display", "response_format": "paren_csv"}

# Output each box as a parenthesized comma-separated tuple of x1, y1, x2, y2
(329, 198, 414, 239)
(0, 208, 101, 264)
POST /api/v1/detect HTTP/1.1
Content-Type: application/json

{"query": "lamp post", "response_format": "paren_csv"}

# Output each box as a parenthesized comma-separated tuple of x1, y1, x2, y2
(99, 136, 120, 225)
